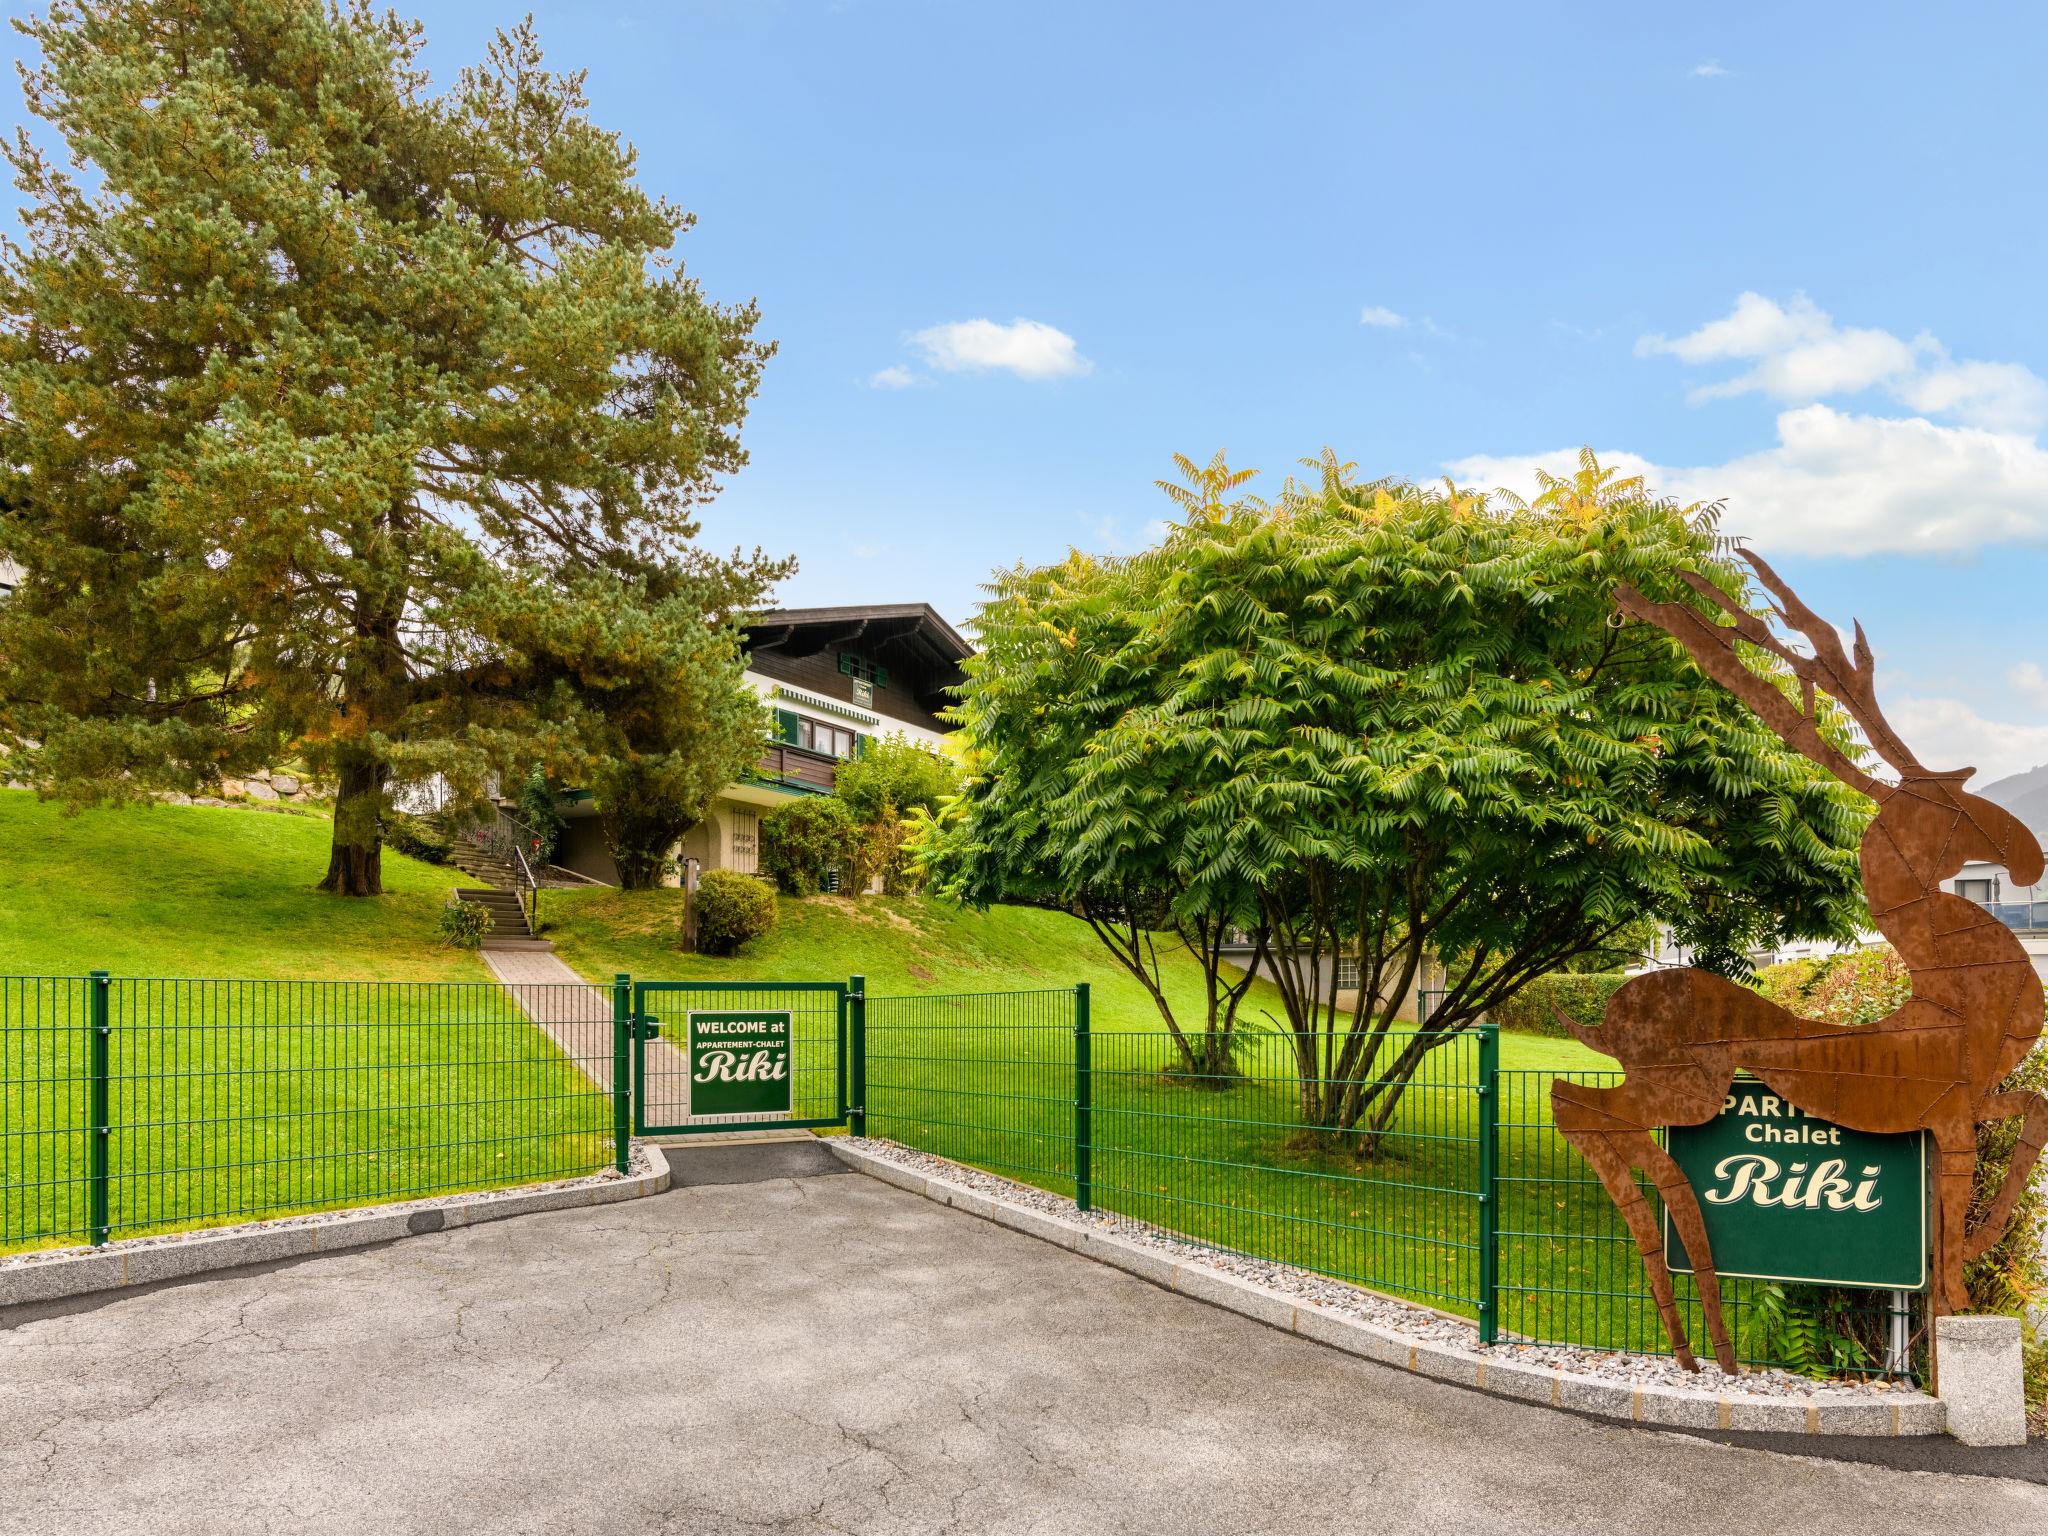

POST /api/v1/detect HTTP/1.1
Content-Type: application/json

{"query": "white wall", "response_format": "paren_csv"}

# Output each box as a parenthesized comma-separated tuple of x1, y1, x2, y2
(744, 670, 950, 752)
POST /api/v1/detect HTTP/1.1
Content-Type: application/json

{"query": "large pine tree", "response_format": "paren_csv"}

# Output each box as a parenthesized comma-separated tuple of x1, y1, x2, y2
(0, 1, 782, 893)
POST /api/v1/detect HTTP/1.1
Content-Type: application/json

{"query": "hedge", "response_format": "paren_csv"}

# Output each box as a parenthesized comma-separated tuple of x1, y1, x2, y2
(1488, 972, 1632, 1037)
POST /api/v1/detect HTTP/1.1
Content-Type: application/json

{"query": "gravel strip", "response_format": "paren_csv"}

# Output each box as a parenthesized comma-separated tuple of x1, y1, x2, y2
(847, 1136, 1910, 1404)
(1, 1146, 657, 1271)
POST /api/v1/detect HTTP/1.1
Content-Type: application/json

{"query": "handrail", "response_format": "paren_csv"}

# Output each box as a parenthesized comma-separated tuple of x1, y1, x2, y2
(508, 836, 540, 935)
(454, 805, 545, 934)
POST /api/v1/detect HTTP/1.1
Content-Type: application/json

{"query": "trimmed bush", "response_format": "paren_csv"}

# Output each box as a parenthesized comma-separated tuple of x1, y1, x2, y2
(759, 795, 858, 896)
(436, 897, 493, 949)
(1489, 971, 1632, 1036)
(694, 869, 777, 955)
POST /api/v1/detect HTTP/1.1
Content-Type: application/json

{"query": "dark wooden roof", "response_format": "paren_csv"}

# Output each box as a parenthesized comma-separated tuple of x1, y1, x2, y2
(742, 603, 974, 685)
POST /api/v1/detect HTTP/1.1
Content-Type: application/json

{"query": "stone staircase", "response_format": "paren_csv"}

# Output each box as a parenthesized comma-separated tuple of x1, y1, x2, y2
(449, 842, 523, 889)
(455, 885, 553, 953)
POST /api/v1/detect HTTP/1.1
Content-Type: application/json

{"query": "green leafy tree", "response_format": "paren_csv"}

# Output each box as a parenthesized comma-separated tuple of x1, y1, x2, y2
(832, 734, 959, 824)
(585, 579, 769, 890)
(760, 795, 858, 897)
(0, 2, 783, 894)
(929, 451, 1869, 1131)
(515, 767, 567, 865)
(919, 454, 1274, 1078)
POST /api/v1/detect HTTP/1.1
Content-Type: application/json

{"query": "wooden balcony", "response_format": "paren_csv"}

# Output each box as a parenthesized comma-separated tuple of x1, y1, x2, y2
(756, 741, 839, 793)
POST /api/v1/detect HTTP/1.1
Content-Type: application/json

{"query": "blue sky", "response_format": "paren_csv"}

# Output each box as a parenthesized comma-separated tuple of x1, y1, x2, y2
(17, 2, 2048, 777)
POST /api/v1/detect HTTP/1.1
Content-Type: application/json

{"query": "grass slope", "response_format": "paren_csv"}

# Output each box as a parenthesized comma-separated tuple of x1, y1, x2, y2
(543, 884, 1603, 1073)
(0, 789, 480, 979)
(0, 791, 604, 1252)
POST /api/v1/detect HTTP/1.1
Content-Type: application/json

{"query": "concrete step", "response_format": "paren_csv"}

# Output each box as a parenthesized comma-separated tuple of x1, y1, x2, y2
(480, 937, 555, 953)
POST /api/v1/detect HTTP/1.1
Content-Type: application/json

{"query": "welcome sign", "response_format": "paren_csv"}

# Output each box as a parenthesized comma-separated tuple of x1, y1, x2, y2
(1662, 1081, 1927, 1290)
(686, 1009, 793, 1123)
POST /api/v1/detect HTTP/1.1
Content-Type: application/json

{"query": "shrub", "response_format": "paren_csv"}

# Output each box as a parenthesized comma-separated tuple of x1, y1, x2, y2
(1754, 945, 1909, 1024)
(437, 897, 493, 949)
(1489, 972, 1632, 1036)
(694, 869, 777, 955)
(759, 795, 858, 895)
(384, 810, 453, 865)
(833, 734, 960, 823)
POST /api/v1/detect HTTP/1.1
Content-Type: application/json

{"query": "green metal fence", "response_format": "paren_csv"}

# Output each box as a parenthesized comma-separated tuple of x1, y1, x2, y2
(0, 968, 1919, 1380)
(632, 979, 847, 1135)
(865, 985, 1498, 1327)
(2, 973, 618, 1252)
(862, 984, 1917, 1378)
(863, 986, 1078, 1195)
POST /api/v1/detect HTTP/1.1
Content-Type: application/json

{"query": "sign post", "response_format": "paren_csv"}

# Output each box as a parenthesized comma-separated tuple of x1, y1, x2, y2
(1662, 1080, 1927, 1291)
(686, 1009, 793, 1124)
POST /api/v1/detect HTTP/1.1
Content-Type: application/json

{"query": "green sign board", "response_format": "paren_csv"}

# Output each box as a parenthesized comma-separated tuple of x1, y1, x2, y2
(687, 1009, 793, 1123)
(1662, 1081, 1927, 1290)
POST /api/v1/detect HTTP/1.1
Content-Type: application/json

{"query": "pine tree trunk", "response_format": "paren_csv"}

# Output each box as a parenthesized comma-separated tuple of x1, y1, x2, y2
(320, 753, 387, 897)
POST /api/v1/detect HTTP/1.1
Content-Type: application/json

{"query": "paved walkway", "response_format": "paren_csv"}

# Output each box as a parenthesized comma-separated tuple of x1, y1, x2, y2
(4, 1156, 2042, 1535)
(482, 948, 699, 1123)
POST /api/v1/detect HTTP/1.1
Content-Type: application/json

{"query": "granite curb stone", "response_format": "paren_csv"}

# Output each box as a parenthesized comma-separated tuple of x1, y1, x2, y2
(0, 1144, 671, 1308)
(823, 1137, 1944, 1439)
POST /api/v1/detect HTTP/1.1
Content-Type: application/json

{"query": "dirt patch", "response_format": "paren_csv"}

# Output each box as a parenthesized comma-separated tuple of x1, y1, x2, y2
(803, 893, 925, 934)
(908, 963, 935, 982)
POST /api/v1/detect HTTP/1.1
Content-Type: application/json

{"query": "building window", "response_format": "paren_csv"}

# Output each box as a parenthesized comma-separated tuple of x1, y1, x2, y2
(838, 652, 890, 688)
(1956, 877, 1998, 904)
(797, 717, 857, 759)
(1335, 957, 1360, 991)
(730, 809, 759, 874)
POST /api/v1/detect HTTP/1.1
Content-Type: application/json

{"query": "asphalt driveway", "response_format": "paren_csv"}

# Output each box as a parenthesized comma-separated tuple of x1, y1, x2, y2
(4, 1144, 2044, 1536)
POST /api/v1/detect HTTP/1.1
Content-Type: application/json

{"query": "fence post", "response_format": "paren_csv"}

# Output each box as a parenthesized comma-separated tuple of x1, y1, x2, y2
(1476, 1022, 1500, 1345)
(611, 973, 631, 1175)
(88, 970, 111, 1247)
(848, 974, 867, 1139)
(1074, 982, 1092, 1212)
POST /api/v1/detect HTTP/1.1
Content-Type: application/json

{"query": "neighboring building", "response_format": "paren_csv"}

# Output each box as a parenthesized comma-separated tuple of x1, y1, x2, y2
(550, 603, 972, 885)
(0, 557, 19, 600)
(1947, 859, 2048, 979)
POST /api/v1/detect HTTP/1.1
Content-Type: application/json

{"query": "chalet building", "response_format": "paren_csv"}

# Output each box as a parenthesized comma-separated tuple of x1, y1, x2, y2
(551, 603, 972, 885)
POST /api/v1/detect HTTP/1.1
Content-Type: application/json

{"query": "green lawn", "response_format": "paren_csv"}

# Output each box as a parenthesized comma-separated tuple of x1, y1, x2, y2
(0, 792, 608, 1252)
(0, 789, 481, 979)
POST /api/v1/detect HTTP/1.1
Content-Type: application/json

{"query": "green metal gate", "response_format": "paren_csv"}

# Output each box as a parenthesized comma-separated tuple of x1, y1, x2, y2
(629, 979, 856, 1136)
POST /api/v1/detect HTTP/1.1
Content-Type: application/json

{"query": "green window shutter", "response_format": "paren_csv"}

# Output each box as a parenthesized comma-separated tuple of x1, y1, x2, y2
(873, 664, 889, 688)
(774, 708, 801, 745)
(855, 733, 870, 760)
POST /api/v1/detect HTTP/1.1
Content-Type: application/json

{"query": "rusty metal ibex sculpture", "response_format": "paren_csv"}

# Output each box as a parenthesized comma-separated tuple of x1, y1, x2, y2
(1552, 551, 2048, 1375)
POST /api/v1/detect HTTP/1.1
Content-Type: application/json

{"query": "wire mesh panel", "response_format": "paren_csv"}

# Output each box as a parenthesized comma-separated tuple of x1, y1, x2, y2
(1498, 1067, 1913, 1378)
(0, 977, 92, 1250)
(1, 976, 614, 1254)
(864, 988, 1076, 1195)
(634, 981, 845, 1134)
(1089, 1027, 1485, 1315)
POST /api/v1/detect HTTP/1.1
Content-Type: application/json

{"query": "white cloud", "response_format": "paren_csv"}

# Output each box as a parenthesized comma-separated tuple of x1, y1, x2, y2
(909, 318, 1092, 380)
(1885, 694, 2048, 786)
(867, 365, 920, 390)
(1360, 305, 1407, 328)
(1895, 359, 2048, 436)
(1636, 291, 2048, 433)
(1691, 60, 1729, 78)
(2010, 663, 2048, 711)
(1444, 403, 2048, 555)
